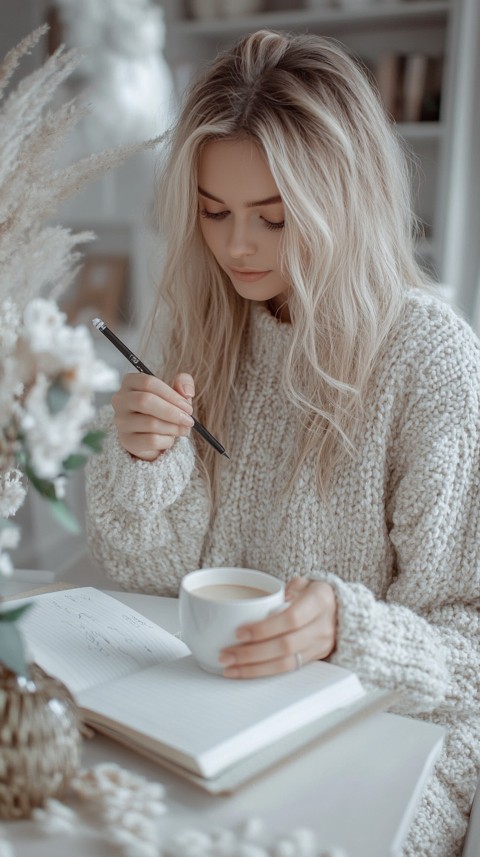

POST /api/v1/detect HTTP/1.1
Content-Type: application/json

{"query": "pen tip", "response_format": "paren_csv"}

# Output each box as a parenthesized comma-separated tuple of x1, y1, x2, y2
(223, 452, 231, 460)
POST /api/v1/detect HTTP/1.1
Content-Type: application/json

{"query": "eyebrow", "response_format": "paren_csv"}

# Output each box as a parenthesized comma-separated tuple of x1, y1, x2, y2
(198, 186, 282, 208)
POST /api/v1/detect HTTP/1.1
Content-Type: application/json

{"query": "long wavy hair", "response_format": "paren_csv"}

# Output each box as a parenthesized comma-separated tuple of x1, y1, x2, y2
(146, 29, 428, 506)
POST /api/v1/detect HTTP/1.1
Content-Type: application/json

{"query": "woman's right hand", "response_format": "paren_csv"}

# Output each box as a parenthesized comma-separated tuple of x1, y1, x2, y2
(111, 372, 195, 461)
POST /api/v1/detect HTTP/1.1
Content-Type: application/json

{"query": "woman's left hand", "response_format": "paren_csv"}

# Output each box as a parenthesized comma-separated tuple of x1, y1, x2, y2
(218, 577, 337, 679)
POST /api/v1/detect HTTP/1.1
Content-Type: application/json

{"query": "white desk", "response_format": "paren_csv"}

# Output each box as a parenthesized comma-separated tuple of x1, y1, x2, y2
(4, 584, 445, 857)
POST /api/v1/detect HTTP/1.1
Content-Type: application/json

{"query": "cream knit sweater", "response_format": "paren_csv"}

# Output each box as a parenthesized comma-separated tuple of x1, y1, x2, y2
(86, 289, 480, 857)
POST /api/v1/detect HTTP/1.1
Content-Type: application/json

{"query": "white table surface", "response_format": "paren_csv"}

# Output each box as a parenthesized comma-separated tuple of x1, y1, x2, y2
(3, 582, 445, 857)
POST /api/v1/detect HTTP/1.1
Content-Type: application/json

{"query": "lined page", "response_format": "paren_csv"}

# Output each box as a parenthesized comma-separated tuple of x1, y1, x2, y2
(15, 587, 188, 695)
(79, 654, 365, 777)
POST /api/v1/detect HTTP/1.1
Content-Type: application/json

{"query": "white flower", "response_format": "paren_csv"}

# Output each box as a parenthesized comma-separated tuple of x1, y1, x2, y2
(272, 840, 296, 857)
(22, 298, 67, 352)
(0, 299, 21, 357)
(1, 296, 119, 490)
(16, 298, 118, 397)
(0, 517, 20, 578)
(115, 811, 157, 841)
(0, 357, 23, 431)
(20, 373, 94, 479)
(19, 300, 119, 395)
(0, 471, 26, 518)
(33, 814, 77, 835)
(209, 827, 237, 850)
(105, 827, 158, 857)
(53, 476, 67, 499)
(52, 323, 118, 393)
(84, 356, 120, 393)
(239, 819, 267, 842)
(0, 523, 20, 551)
(33, 798, 78, 835)
(0, 551, 14, 577)
(287, 829, 318, 855)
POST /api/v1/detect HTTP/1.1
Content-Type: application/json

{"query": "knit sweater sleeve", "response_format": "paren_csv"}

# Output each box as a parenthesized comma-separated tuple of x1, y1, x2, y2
(84, 404, 210, 594)
(322, 311, 480, 717)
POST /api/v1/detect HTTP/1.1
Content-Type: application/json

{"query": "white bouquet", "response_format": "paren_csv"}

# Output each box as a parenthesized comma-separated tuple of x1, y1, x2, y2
(0, 25, 155, 675)
(0, 296, 118, 551)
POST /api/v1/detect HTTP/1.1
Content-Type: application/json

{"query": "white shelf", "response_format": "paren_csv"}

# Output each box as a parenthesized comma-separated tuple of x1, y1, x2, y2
(172, 2, 450, 37)
(399, 122, 444, 142)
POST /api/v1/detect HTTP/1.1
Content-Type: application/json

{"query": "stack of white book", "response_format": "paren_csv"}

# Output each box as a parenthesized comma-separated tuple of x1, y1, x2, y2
(16, 586, 394, 793)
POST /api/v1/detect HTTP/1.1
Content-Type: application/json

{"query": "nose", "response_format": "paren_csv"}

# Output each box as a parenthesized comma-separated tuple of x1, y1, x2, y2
(227, 219, 256, 259)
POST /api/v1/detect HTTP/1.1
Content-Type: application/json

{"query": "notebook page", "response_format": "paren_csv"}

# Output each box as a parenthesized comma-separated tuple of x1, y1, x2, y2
(79, 654, 365, 777)
(15, 587, 188, 695)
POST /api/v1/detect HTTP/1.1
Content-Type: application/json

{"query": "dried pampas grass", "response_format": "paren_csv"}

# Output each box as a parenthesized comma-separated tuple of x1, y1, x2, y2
(0, 25, 159, 313)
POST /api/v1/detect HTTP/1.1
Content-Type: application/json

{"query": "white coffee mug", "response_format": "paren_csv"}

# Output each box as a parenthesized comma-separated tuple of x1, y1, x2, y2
(179, 567, 285, 674)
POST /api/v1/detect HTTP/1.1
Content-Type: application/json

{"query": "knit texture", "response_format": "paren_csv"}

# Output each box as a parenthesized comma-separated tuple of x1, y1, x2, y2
(86, 289, 480, 856)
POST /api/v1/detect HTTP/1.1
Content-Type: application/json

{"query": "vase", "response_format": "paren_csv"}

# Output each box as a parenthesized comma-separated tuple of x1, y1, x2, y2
(0, 663, 81, 819)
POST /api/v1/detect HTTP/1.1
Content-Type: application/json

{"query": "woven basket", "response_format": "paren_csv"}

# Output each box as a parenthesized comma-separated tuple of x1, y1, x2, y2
(0, 663, 81, 819)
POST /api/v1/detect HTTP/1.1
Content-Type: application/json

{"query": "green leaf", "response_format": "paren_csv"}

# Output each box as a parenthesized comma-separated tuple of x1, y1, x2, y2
(62, 453, 88, 471)
(49, 499, 81, 534)
(46, 380, 71, 415)
(0, 622, 30, 677)
(25, 466, 56, 500)
(20, 465, 80, 533)
(81, 430, 105, 454)
(15, 448, 27, 469)
(0, 603, 32, 623)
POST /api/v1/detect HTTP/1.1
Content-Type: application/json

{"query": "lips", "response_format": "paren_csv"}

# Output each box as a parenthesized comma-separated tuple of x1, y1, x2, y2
(229, 268, 271, 283)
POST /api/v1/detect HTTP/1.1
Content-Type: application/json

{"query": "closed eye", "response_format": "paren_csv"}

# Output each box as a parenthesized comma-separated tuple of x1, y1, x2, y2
(200, 209, 284, 230)
(200, 209, 228, 221)
(262, 217, 284, 231)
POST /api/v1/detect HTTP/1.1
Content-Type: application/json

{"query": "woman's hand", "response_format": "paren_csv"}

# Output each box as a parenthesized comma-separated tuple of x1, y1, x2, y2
(218, 577, 337, 679)
(112, 372, 195, 461)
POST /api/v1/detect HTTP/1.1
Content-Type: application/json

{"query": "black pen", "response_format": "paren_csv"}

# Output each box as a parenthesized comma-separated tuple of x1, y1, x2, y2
(92, 318, 230, 459)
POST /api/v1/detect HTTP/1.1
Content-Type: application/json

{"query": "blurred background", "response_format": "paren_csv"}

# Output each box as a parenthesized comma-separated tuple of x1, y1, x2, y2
(1, 0, 479, 581)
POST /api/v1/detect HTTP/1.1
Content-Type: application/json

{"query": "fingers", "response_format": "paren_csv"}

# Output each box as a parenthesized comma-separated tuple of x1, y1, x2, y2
(219, 580, 337, 679)
(236, 580, 334, 643)
(221, 648, 318, 679)
(220, 615, 326, 675)
(285, 575, 309, 601)
(118, 390, 194, 426)
(173, 373, 195, 402)
(117, 373, 194, 415)
(111, 372, 195, 460)
(115, 413, 194, 438)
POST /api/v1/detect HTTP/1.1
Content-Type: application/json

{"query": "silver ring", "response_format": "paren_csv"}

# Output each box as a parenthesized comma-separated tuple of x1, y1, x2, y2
(294, 652, 303, 671)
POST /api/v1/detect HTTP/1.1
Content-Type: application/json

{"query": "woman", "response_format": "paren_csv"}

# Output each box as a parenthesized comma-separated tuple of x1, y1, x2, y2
(86, 30, 480, 856)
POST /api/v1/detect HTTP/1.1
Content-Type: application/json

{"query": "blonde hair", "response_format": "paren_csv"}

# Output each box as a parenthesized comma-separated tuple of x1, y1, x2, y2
(148, 30, 428, 506)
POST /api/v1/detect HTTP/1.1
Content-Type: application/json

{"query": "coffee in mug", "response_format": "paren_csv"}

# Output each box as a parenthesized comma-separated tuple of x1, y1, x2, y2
(179, 567, 285, 674)
(192, 584, 270, 601)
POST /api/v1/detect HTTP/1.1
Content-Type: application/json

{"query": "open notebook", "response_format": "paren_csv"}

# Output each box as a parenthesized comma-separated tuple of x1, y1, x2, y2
(16, 586, 394, 793)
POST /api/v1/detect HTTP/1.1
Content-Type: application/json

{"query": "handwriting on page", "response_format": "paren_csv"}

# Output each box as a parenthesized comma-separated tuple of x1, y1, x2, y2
(19, 588, 188, 695)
